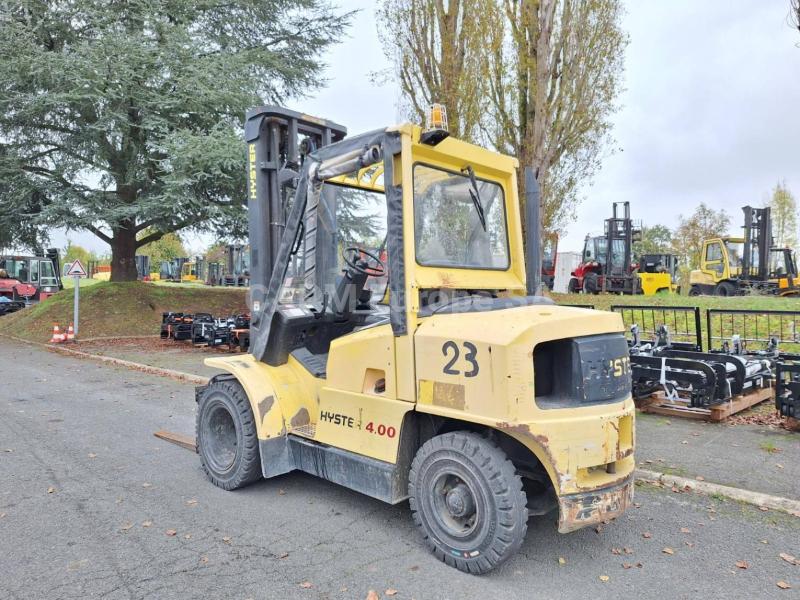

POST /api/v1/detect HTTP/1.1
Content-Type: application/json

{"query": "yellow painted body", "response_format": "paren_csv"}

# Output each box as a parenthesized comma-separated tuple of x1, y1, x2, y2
(637, 272, 673, 295)
(207, 123, 635, 530)
(181, 262, 198, 283)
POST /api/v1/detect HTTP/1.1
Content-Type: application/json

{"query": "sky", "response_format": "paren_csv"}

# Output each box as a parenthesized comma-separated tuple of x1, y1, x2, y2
(50, 0, 800, 256)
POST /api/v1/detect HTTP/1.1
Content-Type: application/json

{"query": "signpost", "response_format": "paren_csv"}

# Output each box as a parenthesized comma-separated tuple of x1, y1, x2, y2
(65, 260, 88, 337)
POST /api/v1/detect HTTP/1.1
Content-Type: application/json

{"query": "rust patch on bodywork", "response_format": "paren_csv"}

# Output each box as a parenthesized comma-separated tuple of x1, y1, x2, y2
(290, 407, 310, 427)
(258, 395, 275, 418)
(431, 381, 466, 410)
(558, 475, 634, 533)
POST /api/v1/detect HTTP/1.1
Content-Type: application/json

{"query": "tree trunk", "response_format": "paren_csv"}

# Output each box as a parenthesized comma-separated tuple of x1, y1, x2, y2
(110, 225, 139, 282)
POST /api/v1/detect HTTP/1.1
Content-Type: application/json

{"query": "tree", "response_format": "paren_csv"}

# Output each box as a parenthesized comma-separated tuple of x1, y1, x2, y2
(376, 0, 493, 141)
(633, 224, 672, 257)
(484, 0, 628, 235)
(0, 1, 351, 281)
(671, 204, 731, 269)
(137, 231, 187, 269)
(791, 0, 799, 41)
(62, 241, 96, 269)
(768, 180, 798, 249)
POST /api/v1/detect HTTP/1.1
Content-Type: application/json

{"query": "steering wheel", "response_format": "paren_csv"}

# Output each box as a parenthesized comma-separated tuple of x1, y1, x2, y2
(342, 246, 386, 277)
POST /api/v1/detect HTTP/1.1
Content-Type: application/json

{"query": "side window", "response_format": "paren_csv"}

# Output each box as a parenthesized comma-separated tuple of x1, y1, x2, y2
(705, 243, 722, 262)
(30, 259, 39, 283)
(40, 261, 57, 286)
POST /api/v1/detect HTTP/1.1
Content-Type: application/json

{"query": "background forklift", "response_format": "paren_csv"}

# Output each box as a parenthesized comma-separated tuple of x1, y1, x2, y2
(222, 244, 250, 286)
(0, 249, 62, 301)
(689, 206, 799, 296)
(568, 202, 674, 295)
(193, 106, 636, 574)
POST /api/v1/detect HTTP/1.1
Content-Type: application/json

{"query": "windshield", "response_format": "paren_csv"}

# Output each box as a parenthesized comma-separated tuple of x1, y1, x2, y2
(594, 238, 627, 269)
(413, 164, 509, 269)
(280, 182, 388, 306)
(725, 241, 744, 271)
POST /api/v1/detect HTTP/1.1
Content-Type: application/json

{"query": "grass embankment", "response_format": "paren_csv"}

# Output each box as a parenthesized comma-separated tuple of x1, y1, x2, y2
(552, 292, 800, 352)
(0, 281, 247, 342)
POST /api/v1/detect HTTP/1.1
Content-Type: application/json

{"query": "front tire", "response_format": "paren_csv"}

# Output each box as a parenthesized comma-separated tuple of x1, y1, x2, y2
(409, 431, 528, 574)
(567, 277, 579, 293)
(196, 378, 262, 490)
(714, 281, 737, 297)
(584, 272, 600, 294)
(688, 285, 701, 296)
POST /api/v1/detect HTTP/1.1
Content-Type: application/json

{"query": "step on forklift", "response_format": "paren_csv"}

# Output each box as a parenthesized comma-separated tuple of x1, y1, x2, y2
(568, 203, 675, 295)
(193, 106, 636, 574)
(689, 206, 799, 296)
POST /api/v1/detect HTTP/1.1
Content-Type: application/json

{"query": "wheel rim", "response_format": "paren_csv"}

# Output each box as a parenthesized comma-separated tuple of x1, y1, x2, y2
(205, 403, 238, 473)
(431, 472, 479, 538)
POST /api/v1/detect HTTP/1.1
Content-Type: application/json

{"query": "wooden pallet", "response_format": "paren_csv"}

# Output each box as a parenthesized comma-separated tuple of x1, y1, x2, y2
(638, 386, 773, 422)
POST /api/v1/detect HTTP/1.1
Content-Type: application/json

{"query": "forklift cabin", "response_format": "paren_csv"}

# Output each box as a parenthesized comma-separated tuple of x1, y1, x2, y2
(196, 106, 636, 574)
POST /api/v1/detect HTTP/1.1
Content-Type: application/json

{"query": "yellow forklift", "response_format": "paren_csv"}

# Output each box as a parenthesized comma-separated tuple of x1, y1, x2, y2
(689, 206, 799, 296)
(195, 106, 635, 573)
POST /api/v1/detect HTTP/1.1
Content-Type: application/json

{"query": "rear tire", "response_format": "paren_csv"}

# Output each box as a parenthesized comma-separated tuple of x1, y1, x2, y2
(196, 378, 262, 490)
(567, 278, 579, 293)
(584, 272, 600, 294)
(688, 285, 701, 296)
(714, 281, 737, 297)
(409, 431, 528, 574)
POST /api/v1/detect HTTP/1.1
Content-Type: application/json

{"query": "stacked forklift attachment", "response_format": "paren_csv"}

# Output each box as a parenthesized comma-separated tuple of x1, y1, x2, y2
(160, 312, 250, 351)
(613, 305, 798, 421)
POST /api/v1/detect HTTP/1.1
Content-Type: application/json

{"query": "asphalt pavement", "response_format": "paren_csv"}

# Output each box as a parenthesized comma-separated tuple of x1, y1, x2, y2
(1, 340, 798, 599)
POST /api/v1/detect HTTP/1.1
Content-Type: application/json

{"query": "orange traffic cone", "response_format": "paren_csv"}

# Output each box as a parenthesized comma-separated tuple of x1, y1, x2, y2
(66, 323, 75, 342)
(50, 323, 64, 344)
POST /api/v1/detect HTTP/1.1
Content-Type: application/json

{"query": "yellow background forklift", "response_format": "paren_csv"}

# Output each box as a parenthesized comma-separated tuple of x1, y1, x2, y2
(689, 206, 799, 296)
(195, 106, 636, 573)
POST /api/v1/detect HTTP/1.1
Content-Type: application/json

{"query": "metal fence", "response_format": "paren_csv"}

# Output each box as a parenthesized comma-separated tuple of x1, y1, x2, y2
(707, 308, 800, 358)
(611, 305, 702, 351)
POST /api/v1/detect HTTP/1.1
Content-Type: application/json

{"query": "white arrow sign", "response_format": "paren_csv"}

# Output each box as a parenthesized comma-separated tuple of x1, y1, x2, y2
(66, 259, 87, 277)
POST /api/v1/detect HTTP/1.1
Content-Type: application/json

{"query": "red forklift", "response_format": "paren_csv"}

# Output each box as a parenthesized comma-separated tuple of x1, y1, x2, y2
(0, 249, 62, 302)
(541, 233, 558, 291)
(568, 202, 643, 294)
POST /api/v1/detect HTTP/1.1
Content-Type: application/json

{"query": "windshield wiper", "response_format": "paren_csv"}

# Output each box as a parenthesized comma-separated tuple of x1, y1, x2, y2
(461, 165, 487, 232)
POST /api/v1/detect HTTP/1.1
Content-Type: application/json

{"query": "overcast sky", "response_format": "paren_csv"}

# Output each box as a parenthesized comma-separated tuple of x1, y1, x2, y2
(52, 0, 800, 255)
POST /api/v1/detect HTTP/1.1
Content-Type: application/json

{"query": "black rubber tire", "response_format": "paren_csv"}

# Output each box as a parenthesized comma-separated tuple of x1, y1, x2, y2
(584, 272, 600, 294)
(409, 431, 528, 574)
(196, 378, 262, 490)
(567, 278, 579, 293)
(714, 281, 737, 297)
(688, 285, 701, 296)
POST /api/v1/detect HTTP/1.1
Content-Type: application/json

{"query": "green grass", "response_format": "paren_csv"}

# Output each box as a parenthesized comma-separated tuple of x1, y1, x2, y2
(758, 440, 782, 454)
(0, 281, 247, 342)
(61, 277, 102, 289)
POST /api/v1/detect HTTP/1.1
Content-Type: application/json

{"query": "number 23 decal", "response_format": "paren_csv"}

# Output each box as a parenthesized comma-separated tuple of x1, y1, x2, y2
(442, 341, 479, 377)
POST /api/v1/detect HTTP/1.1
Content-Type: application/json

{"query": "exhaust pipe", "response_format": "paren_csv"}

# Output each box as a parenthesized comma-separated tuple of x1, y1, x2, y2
(525, 167, 542, 296)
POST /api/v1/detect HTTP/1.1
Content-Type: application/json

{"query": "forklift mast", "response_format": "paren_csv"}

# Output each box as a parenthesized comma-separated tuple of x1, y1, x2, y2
(741, 206, 772, 280)
(244, 107, 347, 300)
(602, 202, 641, 291)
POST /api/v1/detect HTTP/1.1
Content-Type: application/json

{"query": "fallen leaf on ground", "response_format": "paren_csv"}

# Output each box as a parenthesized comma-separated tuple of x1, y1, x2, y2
(385, 589, 398, 596)
(680, 527, 691, 533)
(47, 486, 56, 494)
(776, 464, 784, 469)
(595, 525, 603, 534)
(558, 557, 566, 565)
(199, 556, 208, 564)
(777, 581, 791, 590)
(365, 591, 378, 600)
(685, 541, 695, 548)
(599, 575, 609, 582)
(185, 499, 198, 506)
(88, 453, 97, 458)
(779, 553, 798, 565)
(120, 522, 134, 531)
(278, 489, 286, 496)
(622, 563, 633, 569)
(142, 520, 152, 528)
(278, 552, 289, 559)
(611, 548, 621, 555)
(299, 582, 312, 589)
(222, 536, 232, 544)
(759, 506, 769, 512)
(633, 502, 642, 508)
(760, 540, 769, 544)
(735, 560, 749, 569)
(165, 529, 177, 536)
(623, 547, 634, 555)
(642, 532, 652, 539)
(142, 482, 153, 488)
(662, 548, 674, 555)
(184, 534, 191, 539)
(0, 512, 6, 519)
(695, 476, 705, 481)
(681, 440, 688, 444)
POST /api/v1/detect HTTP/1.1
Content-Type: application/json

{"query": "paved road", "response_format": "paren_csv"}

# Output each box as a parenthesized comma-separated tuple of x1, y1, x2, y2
(1, 340, 798, 599)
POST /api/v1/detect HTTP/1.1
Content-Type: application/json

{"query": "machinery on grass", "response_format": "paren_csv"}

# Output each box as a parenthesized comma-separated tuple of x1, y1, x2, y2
(541, 233, 557, 291)
(191, 105, 637, 574)
(0, 249, 62, 302)
(689, 206, 799, 296)
(180, 257, 205, 283)
(221, 244, 250, 286)
(161, 311, 250, 351)
(568, 203, 675, 295)
(614, 305, 800, 413)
